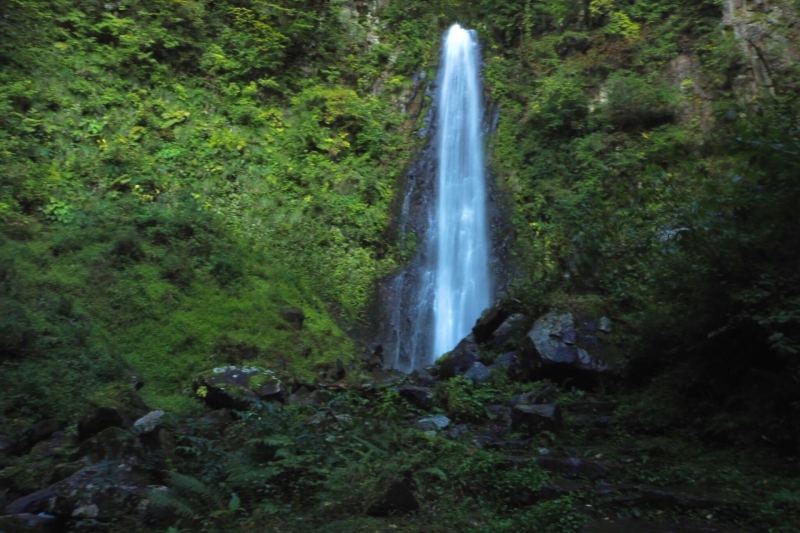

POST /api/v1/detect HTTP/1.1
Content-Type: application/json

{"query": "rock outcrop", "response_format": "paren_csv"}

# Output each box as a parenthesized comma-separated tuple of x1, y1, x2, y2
(520, 310, 614, 381)
(194, 365, 283, 410)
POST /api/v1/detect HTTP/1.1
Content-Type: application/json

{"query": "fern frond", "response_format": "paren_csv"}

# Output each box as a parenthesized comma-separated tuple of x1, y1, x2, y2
(148, 487, 199, 519)
(168, 471, 226, 510)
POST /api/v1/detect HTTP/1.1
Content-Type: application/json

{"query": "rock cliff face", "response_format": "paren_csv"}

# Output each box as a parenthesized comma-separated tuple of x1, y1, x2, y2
(723, 0, 800, 95)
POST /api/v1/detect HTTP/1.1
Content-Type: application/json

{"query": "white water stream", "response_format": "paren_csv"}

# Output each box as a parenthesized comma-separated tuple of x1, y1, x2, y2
(382, 24, 491, 371)
(430, 24, 491, 361)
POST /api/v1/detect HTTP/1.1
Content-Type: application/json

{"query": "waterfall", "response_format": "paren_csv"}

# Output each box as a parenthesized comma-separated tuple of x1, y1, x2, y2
(431, 24, 491, 360)
(381, 24, 491, 371)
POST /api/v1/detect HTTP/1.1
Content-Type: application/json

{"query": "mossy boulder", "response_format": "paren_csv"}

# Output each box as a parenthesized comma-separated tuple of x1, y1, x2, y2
(193, 365, 283, 410)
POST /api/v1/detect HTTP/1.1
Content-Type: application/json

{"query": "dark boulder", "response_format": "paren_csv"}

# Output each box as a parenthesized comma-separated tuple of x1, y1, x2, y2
(367, 479, 419, 516)
(494, 352, 519, 368)
(397, 386, 434, 411)
(472, 303, 511, 343)
(409, 368, 438, 387)
(511, 404, 563, 433)
(463, 362, 491, 384)
(520, 310, 615, 383)
(437, 334, 481, 379)
(487, 313, 532, 351)
(489, 352, 522, 379)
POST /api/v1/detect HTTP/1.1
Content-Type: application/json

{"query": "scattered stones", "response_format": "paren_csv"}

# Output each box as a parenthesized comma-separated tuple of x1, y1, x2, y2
(397, 386, 434, 411)
(194, 365, 283, 410)
(511, 404, 562, 433)
(417, 415, 450, 431)
(463, 361, 491, 384)
(367, 479, 419, 516)
(71, 426, 146, 464)
(279, 307, 305, 330)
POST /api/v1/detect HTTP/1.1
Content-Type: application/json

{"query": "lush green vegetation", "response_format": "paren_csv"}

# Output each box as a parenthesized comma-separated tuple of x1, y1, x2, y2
(0, 0, 443, 416)
(473, 0, 800, 446)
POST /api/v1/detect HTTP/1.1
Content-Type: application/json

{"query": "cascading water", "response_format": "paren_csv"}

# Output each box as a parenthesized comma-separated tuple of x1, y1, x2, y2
(381, 24, 491, 372)
(431, 24, 491, 360)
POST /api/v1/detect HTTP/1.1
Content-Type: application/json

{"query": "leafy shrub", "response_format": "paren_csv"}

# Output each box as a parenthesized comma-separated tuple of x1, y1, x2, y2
(597, 72, 677, 128)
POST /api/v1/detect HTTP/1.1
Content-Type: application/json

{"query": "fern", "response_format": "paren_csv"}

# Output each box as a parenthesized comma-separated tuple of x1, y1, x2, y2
(167, 471, 228, 511)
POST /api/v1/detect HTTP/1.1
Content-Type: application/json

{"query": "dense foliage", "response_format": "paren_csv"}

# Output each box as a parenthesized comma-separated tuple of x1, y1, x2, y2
(0, 0, 443, 414)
